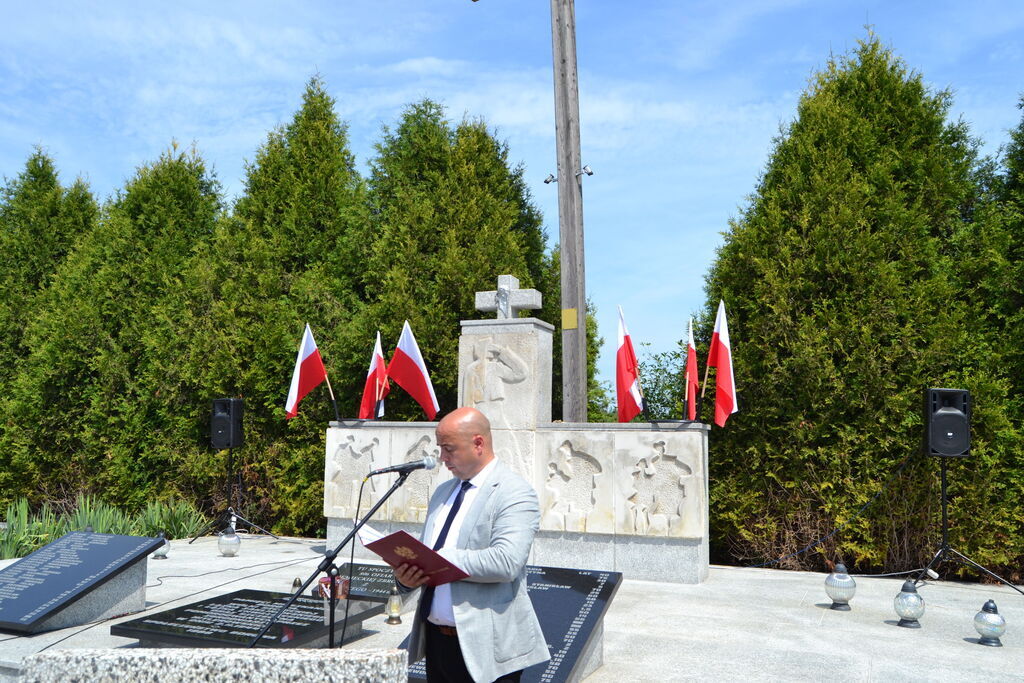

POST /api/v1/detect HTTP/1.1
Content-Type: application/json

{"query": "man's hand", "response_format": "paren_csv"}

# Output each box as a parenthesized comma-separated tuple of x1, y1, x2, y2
(394, 562, 430, 589)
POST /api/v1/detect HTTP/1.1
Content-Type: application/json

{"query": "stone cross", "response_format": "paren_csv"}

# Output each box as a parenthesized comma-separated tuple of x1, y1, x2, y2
(475, 275, 542, 319)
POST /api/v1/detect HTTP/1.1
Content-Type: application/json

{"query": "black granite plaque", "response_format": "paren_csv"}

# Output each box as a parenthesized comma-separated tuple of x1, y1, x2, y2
(407, 565, 621, 682)
(0, 531, 163, 634)
(338, 562, 395, 601)
(110, 589, 384, 648)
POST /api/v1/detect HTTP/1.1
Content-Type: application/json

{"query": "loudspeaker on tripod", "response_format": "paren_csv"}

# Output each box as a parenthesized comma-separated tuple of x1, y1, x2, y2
(923, 387, 970, 457)
(211, 398, 244, 450)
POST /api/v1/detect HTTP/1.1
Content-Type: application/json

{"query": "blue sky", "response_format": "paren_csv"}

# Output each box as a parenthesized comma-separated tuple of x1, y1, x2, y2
(3, 1, 1023, 391)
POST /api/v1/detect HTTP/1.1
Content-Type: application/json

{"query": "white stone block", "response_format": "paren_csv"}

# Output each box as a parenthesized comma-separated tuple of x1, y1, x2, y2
(324, 423, 441, 521)
(458, 318, 553, 428)
(535, 431, 615, 534)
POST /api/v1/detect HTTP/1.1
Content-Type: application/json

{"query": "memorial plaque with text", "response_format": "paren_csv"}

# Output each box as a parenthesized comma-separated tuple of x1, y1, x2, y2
(408, 565, 621, 682)
(0, 531, 162, 634)
(111, 589, 384, 648)
(338, 562, 395, 601)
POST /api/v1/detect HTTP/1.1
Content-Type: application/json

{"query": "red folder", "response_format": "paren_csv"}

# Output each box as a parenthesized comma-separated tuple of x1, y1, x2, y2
(364, 530, 469, 586)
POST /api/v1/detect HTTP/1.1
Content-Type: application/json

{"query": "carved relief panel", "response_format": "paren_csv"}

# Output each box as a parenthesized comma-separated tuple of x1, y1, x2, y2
(535, 431, 615, 534)
(613, 432, 705, 538)
(389, 434, 449, 523)
(324, 431, 385, 519)
(324, 426, 442, 521)
(326, 424, 708, 542)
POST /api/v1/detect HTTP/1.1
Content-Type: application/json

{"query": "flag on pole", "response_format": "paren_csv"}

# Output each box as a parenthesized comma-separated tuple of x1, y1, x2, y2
(685, 317, 699, 421)
(616, 306, 644, 423)
(707, 300, 737, 427)
(358, 331, 390, 419)
(387, 321, 439, 420)
(285, 323, 328, 419)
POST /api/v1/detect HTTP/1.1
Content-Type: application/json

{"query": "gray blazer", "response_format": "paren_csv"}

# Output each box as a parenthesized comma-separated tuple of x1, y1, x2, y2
(407, 460, 550, 682)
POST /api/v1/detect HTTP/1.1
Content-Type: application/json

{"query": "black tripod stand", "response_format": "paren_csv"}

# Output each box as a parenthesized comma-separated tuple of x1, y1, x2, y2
(915, 458, 1022, 595)
(247, 470, 410, 648)
(189, 447, 277, 543)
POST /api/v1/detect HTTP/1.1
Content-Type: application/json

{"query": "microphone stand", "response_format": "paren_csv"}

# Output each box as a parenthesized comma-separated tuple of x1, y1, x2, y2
(247, 470, 411, 648)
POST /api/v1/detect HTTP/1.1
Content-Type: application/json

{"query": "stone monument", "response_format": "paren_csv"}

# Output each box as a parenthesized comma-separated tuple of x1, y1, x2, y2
(324, 275, 709, 583)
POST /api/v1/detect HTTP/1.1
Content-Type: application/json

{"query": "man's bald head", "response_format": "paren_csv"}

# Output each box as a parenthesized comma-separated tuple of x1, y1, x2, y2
(435, 407, 495, 480)
(441, 406, 492, 441)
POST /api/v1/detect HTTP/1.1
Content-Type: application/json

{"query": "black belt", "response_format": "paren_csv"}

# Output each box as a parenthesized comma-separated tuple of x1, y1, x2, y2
(428, 622, 458, 637)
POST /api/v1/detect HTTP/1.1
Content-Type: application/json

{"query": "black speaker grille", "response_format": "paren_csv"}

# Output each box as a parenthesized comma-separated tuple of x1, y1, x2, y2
(924, 388, 970, 457)
(211, 398, 243, 450)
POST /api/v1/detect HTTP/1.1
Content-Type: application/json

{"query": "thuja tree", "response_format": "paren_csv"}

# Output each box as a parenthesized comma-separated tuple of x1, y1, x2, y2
(0, 147, 221, 507)
(155, 78, 372, 534)
(702, 36, 1021, 574)
(998, 101, 1024, 424)
(965, 99, 1024, 420)
(361, 100, 556, 418)
(0, 150, 97, 392)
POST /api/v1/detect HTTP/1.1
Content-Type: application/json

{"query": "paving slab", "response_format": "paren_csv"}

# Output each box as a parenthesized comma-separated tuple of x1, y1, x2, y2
(1, 535, 1022, 681)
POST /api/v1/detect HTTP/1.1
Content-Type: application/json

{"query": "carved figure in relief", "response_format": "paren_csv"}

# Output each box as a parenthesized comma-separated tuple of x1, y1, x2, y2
(462, 338, 527, 428)
(327, 436, 380, 512)
(628, 440, 692, 535)
(393, 435, 441, 521)
(543, 440, 602, 531)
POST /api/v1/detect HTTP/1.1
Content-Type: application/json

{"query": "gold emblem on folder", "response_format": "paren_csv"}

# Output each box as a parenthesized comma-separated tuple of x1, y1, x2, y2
(395, 546, 417, 560)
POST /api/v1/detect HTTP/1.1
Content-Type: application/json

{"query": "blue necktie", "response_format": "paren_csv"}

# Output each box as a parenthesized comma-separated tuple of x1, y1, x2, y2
(432, 479, 472, 550)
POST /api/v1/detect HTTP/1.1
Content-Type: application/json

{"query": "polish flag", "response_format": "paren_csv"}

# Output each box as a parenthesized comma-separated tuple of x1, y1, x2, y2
(685, 317, 699, 421)
(387, 321, 439, 420)
(616, 306, 644, 422)
(358, 331, 390, 419)
(285, 323, 328, 419)
(707, 300, 737, 427)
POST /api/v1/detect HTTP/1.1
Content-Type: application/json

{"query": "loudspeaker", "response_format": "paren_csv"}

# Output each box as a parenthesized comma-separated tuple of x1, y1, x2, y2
(923, 388, 970, 457)
(211, 398, 244, 450)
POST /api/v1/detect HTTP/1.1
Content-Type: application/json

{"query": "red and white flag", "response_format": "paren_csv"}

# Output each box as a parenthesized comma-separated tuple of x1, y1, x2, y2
(707, 300, 737, 427)
(685, 317, 699, 421)
(285, 323, 328, 419)
(387, 321, 439, 420)
(358, 331, 390, 419)
(616, 306, 644, 422)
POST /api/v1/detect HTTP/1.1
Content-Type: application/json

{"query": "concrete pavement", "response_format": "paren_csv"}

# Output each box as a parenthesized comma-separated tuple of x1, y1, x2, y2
(1, 533, 1021, 680)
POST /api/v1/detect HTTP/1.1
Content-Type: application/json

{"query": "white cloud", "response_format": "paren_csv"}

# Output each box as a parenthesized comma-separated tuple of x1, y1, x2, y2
(5, 0, 1024, 388)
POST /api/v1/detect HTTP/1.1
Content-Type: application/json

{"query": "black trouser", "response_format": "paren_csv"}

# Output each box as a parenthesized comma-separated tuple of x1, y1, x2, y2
(424, 622, 523, 683)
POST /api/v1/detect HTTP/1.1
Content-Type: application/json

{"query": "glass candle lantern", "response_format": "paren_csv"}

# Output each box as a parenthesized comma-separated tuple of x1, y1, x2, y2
(893, 580, 925, 628)
(824, 563, 856, 611)
(973, 600, 1006, 647)
(218, 527, 241, 557)
(152, 532, 170, 560)
(386, 586, 403, 625)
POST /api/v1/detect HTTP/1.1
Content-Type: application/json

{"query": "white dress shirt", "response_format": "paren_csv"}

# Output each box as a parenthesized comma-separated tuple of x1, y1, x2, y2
(425, 458, 498, 627)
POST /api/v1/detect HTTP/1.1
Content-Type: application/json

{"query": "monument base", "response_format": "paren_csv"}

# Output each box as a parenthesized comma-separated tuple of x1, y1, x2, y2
(329, 521, 709, 584)
(533, 531, 709, 584)
(24, 560, 147, 634)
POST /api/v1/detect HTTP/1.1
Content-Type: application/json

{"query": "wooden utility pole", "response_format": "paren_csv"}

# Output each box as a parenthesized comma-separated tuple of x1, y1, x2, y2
(549, 0, 587, 422)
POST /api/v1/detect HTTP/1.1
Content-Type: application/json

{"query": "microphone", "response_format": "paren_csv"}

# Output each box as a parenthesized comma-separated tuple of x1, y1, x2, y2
(367, 456, 438, 477)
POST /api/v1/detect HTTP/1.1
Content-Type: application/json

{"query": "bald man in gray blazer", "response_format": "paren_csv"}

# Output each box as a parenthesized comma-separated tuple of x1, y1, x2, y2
(394, 407, 549, 683)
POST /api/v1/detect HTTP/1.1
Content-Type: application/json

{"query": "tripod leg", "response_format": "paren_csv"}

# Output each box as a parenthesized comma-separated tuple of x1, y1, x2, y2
(188, 510, 229, 544)
(230, 512, 280, 539)
(915, 546, 945, 584)
(946, 548, 1024, 596)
